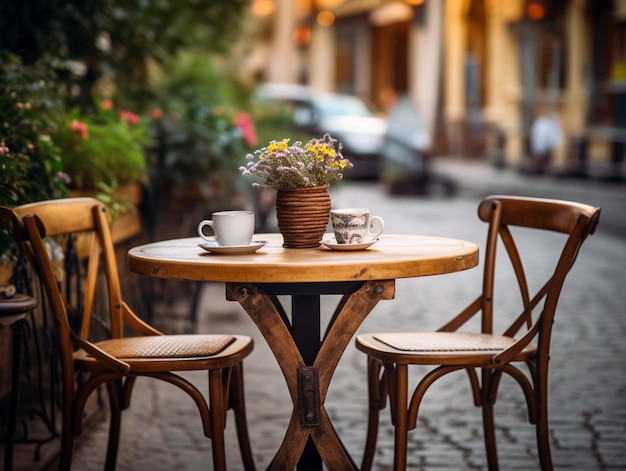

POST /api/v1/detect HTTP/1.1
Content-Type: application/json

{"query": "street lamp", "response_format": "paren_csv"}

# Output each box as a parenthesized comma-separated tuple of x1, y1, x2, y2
(251, 0, 276, 17)
(293, 22, 312, 47)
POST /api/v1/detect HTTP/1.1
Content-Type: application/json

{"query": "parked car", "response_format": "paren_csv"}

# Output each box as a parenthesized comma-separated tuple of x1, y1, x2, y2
(256, 83, 388, 179)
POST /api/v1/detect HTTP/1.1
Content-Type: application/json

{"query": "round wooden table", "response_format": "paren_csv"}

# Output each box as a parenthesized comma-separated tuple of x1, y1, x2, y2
(128, 233, 479, 470)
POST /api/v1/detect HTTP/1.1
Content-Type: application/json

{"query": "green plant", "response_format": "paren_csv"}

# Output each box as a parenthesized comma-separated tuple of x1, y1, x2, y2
(94, 181, 135, 220)
(1, 0, 251, 111)
(53, 100, 151, 190)
(251, 99, 315, 150)
(145, 50, 258, 204)
(148, 104, 251, 201)
(0, 56, 69, 261)
(240, 134, 352, 190)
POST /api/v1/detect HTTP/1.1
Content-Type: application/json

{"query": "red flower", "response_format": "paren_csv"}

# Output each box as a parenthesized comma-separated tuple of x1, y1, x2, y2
(234, 111, 258, 147)
(118, 109, 141, 125)
(100, 99, 114, 110)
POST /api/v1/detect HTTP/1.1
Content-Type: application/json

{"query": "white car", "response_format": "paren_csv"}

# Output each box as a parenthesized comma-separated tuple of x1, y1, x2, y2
(256, 84, 388, 179)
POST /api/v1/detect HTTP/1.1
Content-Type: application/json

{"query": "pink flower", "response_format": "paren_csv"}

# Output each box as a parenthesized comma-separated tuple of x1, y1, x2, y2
(70, 120, 89, 139)
(0, 140, 10, 154)
(234, 112, 258, 147)
(118, 109, 141, 125)
(151, 108, 163, 120)
(57, 171, 71, 185)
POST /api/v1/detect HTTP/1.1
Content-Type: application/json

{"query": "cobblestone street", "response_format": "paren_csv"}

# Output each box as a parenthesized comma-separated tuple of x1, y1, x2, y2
(15, 159, 626, 470)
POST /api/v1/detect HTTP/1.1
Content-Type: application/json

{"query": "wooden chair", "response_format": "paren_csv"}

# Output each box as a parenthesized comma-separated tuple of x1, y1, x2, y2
(1, 206, 39, 471)
(356, 195, 600, 471)
(8, 198, 256, 471)
(0, 293, 37, 471)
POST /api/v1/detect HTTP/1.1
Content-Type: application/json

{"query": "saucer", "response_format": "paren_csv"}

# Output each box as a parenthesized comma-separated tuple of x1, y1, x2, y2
(320, 236, 379, 251)
(198, 240, 268, 254)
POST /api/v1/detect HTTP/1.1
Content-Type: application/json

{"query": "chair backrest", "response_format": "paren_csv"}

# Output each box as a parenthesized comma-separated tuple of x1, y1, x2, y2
(441, 195, 600, 365)
(0, 205, 20, 256)
(14, 198, 122, 336)
(12, 198, 157, 376)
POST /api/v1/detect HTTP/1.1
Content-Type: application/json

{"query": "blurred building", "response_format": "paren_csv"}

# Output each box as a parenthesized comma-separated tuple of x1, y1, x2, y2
(250, 0, 625, 178)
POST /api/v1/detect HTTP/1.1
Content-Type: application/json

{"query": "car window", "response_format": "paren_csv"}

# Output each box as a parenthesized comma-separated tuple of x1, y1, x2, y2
(316, 96, 372, 117)
(293, 104, 315, 127)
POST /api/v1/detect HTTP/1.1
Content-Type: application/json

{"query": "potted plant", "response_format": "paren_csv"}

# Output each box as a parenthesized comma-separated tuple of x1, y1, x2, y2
(146, 51, 256, 210)
(53, 99, 150, 192)
(148, 105, 251, 204)
(51, 99, 152, 243)
(240, 133, 351, 248)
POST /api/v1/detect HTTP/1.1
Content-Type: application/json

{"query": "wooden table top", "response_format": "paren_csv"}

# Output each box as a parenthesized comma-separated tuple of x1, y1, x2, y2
(128, 233, 479, 283)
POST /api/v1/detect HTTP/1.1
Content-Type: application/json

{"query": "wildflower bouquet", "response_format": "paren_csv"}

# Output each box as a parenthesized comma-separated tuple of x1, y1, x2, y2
(240, 133, 352, 190)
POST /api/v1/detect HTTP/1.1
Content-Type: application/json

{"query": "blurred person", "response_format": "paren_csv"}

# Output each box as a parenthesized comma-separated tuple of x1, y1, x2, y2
(382, 93, 431, 192)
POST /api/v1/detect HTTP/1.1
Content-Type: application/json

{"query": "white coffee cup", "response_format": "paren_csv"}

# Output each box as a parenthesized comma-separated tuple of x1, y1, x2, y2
(331, 208, 384, 244)
(197, 211, 255, 246)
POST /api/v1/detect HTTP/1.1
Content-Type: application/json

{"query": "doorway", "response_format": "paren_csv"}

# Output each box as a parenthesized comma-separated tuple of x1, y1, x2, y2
(371, 20, 409, 110)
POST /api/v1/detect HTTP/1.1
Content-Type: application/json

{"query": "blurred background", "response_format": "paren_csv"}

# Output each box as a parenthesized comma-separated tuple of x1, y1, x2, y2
(2, 0, 624, 224)
(2, 1, 626, 469)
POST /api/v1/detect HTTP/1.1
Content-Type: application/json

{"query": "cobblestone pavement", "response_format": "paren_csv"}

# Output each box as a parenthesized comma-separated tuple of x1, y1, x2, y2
(32, 160, 626, 470)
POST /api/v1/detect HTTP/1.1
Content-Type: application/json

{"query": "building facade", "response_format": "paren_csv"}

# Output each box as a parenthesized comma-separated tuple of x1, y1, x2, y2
(254, 0, 625, 177)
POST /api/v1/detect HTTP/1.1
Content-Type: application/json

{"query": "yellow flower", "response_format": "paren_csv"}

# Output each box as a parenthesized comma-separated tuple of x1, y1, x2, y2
(240, 134, 352, 189)
(268, 139, 289, 153)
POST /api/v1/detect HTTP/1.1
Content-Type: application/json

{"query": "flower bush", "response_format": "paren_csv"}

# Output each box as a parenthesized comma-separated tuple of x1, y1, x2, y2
(240, 134, 352, 190)
(148, 104, 253, 201)
(53, 99, 151, 190)
(0, 57, 69, 262)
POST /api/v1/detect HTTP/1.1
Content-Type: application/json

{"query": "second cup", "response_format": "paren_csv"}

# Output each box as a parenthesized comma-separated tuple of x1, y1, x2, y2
(197, 210, 255, 246)
(331, 208, 384, 244)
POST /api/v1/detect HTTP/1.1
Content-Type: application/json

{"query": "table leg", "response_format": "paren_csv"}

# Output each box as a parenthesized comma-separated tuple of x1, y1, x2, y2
(227, 280, 395, 471)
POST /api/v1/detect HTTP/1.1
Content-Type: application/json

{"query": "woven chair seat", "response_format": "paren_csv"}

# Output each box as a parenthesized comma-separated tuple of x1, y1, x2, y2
(373, 332, 514, 352)
(95, 334, 236, 358)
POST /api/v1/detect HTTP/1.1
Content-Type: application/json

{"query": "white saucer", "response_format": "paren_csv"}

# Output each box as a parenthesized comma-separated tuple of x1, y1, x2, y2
(198, 240, 268, 254)
(320, 236, 379, 251)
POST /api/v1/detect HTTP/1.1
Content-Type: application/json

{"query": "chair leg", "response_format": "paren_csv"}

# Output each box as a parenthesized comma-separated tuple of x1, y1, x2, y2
(104, 379, 124, 471)
(535, 382, 553, 470)
(59, 395, 75, 471)
(392, 364, 409, 471)
(361, 357, 384, 471)
(481, 369, 499, 471)
(209, 369, 227, 471)
(58, 431, 75, 471)
(3, 320, 26, 471)
(482, 403, 499, 471)
(229, 363, 256, 471)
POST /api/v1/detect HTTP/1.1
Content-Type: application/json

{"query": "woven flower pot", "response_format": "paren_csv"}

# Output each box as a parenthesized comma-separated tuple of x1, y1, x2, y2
(275, 185, 331, 248)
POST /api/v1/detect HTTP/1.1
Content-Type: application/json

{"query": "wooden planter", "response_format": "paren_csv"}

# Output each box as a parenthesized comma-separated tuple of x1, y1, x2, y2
(275, 185, 331, 248)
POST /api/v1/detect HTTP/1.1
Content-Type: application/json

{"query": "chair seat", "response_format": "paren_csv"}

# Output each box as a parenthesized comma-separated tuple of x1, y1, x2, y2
(0, 293, 37, 326)
(356, 332, 536, 365)
(75, 334, 254, 372)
